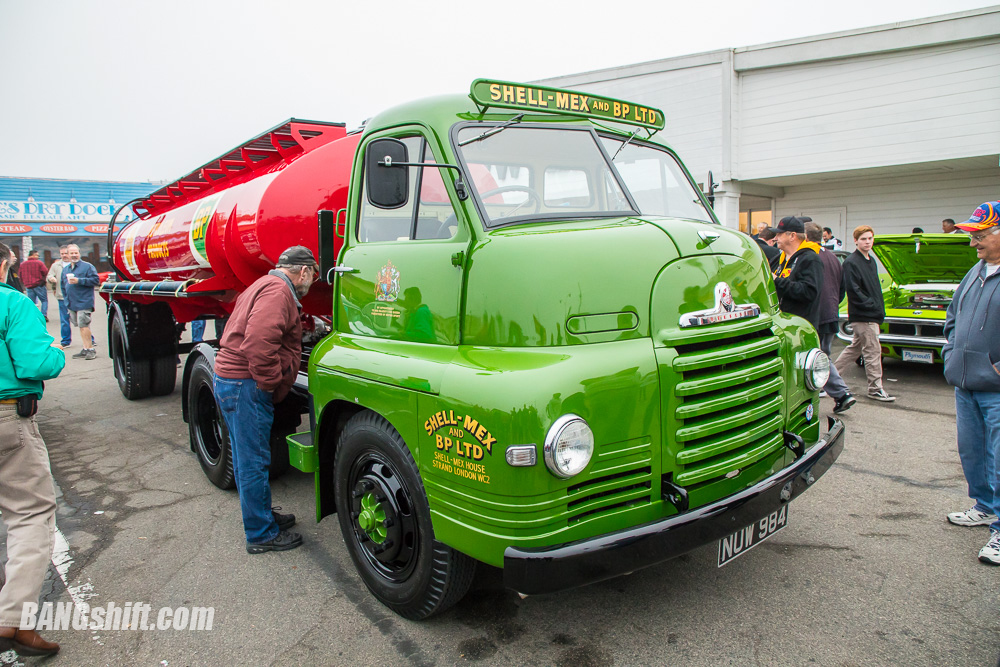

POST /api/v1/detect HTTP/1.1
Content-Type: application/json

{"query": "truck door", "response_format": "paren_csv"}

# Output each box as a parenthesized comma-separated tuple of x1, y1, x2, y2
(337, 134, 467, 345)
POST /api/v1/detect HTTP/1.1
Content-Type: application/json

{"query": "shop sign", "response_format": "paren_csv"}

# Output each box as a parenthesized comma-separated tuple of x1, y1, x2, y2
(40, 224, 78, 234)
(84, 224, 120, 234)
(0, 223, 32, 234)
(0, 200, 133, 223)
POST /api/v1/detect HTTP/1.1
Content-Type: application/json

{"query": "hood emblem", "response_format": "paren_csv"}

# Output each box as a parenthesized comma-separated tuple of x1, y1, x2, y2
(699, 230, 722, 244)
(679, 282, 761, 328)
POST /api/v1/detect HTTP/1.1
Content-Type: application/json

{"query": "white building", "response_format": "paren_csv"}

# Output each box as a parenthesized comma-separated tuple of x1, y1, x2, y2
(539, 6, 1000, 246)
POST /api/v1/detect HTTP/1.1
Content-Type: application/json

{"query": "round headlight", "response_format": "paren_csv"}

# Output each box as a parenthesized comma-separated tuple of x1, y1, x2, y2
(543, 415, 594, 479)
(803, 348, 831, 391)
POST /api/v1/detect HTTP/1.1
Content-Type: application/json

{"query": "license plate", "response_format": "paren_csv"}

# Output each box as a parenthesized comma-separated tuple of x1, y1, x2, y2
(902, 349, 934, 364)
(718, 505, 787, 567)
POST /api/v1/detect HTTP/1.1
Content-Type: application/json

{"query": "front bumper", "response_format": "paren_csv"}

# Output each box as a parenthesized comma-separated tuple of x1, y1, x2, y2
(503, 417, 845, 595)
(836, 316, 946, 349)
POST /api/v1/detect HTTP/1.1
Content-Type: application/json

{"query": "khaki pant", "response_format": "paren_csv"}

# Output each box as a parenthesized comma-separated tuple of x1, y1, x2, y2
(0, 404, 56, 628)
(835, 321, 885, 394)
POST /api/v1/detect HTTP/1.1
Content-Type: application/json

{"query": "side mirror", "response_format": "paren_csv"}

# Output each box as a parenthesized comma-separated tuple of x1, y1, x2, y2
(365, 138, 409, 209)
(317, 209, 336, 283)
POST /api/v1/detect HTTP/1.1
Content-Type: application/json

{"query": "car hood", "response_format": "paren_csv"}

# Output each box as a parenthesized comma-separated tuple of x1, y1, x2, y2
(870, 234, 978, 284)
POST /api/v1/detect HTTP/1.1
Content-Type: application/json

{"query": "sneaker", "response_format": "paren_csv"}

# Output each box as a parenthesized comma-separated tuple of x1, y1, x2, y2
(947, 506, 998, 527)
(833, 393, 856, 414)
(272, 507, 296, 531)
(71, 348, 88, 359)
(246, 530, 302, 554)
(83, 349, 97, 360)
(979, 530, 1000, 565)
(867, 388, 896, 402)
(819, 390, 828, 398)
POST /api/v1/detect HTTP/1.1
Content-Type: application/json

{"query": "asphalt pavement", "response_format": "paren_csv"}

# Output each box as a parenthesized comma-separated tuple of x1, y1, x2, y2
(3, 304, 998, 666)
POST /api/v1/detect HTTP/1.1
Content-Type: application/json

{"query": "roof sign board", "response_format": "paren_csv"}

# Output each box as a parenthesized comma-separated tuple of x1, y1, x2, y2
(470, 79, 665, 131)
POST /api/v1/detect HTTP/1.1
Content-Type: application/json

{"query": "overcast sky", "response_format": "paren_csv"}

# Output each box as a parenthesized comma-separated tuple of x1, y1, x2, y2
(1, 0, 994, 184)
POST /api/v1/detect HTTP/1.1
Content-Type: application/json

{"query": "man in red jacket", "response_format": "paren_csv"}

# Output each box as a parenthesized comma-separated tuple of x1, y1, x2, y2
(214, 246, 317, 553)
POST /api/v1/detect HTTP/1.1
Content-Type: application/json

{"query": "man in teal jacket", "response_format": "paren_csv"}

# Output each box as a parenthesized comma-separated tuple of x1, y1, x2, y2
(0, 242, 65, 656)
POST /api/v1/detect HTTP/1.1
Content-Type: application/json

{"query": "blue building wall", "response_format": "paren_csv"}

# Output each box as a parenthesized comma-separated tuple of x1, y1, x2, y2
(0, 177, 158, 267)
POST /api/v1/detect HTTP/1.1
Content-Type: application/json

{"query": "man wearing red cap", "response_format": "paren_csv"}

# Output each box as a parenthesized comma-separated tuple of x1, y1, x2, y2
(942, 201, 1000, 564)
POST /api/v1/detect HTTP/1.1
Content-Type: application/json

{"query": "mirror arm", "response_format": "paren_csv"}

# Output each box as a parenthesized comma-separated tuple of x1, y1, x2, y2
(377, 159, 468, 200)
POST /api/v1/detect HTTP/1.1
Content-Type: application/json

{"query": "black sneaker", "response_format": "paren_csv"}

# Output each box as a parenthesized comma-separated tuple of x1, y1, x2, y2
(867, 388, 896, 402)
(272, 507, 296, 531)
(833, 393, 856, 414)
(71, 349, 88, 359)
(246, 530, 303, 554)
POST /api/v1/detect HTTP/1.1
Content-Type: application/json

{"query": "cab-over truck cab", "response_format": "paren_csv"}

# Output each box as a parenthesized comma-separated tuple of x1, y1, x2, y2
(292, 80, 845, 619)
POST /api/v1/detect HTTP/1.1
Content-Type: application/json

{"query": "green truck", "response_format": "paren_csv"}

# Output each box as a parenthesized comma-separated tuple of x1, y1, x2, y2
(105, 79, 844, 620)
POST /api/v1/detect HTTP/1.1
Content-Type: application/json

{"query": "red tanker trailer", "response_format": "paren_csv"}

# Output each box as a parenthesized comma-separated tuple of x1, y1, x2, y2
(102, 119, 359, 476)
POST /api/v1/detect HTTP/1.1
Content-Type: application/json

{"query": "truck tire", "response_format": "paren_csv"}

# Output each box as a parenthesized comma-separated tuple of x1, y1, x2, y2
(334, 410, 476, 620)
(149, 355, 178, 396)
(111, 312, 151, 400)
(187, 356, 235, 490)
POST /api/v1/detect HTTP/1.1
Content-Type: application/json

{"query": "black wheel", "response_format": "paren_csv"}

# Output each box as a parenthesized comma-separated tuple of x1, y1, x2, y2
(111, 312, 151, 400)
(187, 356, 234, 490)
(149, 355, 177, 396)
(335, 411, 475, 619)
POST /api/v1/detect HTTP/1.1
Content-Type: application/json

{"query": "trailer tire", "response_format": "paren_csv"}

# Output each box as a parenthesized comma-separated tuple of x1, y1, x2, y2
(335, 410, 475, 620)
(187, 356, 235, 490)
(149, 355, 178, 397)
(111, 313, 151, 400)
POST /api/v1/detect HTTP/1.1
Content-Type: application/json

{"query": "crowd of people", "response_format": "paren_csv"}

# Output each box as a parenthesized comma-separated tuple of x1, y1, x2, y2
(754, 202, 1000, 566)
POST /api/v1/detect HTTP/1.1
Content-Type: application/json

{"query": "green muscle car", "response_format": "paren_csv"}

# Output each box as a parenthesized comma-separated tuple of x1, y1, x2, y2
(837, 234, 978, 364)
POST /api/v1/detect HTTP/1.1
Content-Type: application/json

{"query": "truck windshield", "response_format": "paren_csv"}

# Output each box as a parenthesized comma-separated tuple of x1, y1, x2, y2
(455, 125, 714, 227)
(456, 126, 634, 227)
(599, 135, 714, 223)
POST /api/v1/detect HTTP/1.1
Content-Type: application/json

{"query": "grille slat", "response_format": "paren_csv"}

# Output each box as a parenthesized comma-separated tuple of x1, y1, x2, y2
(675, 434, 784, 486)
(675, 376, 783, 419)
(676, 413, 783, 465)
(674, 356, 782, 396)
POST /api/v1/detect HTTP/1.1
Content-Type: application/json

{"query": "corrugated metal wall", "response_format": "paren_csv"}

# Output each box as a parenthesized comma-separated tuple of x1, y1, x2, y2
(738, 40, 1000, 179)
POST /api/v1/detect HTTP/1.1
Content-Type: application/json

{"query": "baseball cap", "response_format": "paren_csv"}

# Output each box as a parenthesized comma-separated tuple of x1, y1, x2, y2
(956, 201, 1000, 232)
(775, 216, 806, 234)
(277, 245, 318, 269)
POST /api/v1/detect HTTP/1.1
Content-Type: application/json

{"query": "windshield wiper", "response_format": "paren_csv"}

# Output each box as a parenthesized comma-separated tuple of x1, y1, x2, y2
(611, 127, 642, 160)
(458, 114, 525, 146)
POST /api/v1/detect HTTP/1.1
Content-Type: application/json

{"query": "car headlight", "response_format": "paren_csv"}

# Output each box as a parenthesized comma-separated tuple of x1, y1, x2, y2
(802, 348, 830, 391)
(543, 415, 594, 479)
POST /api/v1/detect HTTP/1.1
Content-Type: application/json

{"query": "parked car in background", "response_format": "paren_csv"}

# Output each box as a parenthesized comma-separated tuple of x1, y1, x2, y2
(837, 233, 978, 364)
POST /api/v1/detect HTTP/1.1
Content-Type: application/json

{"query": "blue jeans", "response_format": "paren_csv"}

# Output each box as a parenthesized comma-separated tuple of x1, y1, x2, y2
(955, 387, 1000, 531)
(213, 375, 278, 544)
(57, 299, 71, 346)
(27, 286, 47, 317)
(820, 333, 850, 399)
(191, 320, 205, 342)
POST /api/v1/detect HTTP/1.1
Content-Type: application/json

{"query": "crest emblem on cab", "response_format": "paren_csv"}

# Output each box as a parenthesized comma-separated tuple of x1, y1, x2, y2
(678, 282, 760, 328)
(375, 261, 400, 302)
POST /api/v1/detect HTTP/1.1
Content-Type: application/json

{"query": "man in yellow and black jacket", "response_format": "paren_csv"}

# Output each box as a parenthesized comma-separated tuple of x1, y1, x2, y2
(772, 216, 824, 329)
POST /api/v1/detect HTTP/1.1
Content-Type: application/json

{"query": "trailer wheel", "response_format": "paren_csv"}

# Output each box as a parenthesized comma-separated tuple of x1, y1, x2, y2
(335, 411, 475, 620)
(111, 312, 151, 400)
(149, 355, 178, 396)
(187, 356, 234, 490)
